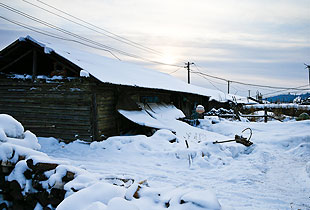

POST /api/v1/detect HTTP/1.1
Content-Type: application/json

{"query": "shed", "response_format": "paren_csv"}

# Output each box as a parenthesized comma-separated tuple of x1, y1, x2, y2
(0, 36, 225, 142)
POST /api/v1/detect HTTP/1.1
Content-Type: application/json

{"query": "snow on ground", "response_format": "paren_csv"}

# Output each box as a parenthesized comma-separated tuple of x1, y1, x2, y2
(1, 113, 310, 209)
(37, 118, 310, 210)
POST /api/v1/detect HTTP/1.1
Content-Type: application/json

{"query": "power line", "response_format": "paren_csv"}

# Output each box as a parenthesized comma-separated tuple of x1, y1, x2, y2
(168, 66, 183, 75)
(0, 3, 134, 56)
(263, 84, 310, 97)
(192, 63, 224, 92)
(0, 15, 122, 60)
(195, 73, 225, 93)
(0, 3, 183, 68)
(36, 0, 162, 55)
(192, 66, 310, 91)
(22, 0, 163, 56)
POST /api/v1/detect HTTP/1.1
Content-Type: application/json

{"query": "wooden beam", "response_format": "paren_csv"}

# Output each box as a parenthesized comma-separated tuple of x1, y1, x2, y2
(49, 54, 81, 76)
(91, 93, 98, 141)
(0, 50, 32, 72)
(32, 50, 37, 82)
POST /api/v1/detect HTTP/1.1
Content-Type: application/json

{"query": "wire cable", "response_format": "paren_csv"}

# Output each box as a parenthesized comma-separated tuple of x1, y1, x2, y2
(191, 63, 224, 92)
(0, 3, 183, 68)
(0, 15, 122, 60)
(192, 66, 310, 90)
(36, 0, 163, 55)
(23, 0, 163, 56)
(168, 66, 183, 75)
(263, 84, 310, 97)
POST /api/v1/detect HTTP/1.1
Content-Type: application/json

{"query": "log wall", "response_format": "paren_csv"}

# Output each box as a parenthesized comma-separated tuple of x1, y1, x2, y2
(0, 75, 213, 142)
(0, 77, 95, 142)
(95, 86, 118, 139)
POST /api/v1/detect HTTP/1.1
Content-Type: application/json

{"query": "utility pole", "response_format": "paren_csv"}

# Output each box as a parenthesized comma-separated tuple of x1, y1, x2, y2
(248, 90, 251, 98)
(305, 63, 310, 85)
(185, 62, 194, 84)
(227, 80, 230, 94)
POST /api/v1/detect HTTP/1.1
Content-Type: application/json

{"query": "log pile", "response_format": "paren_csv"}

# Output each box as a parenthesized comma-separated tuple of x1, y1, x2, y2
(0, 157, 75, 210)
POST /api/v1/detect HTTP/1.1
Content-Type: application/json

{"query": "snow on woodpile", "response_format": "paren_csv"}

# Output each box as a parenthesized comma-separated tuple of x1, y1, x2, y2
(0, 114, 41, 151)
(18, 35, 227, 101)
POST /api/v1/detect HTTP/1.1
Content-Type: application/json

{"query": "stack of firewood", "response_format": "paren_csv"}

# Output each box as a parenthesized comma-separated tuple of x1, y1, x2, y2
(0, 157, 75, 210)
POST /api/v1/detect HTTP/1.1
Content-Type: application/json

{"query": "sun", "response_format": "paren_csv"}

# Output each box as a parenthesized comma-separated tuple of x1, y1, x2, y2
(161, 53, 177, 65)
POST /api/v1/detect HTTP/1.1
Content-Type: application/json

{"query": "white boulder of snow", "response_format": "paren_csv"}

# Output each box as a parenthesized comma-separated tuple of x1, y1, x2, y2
(107, 197, 139, 210)
(0, 114, 41, 150)
(56, 182, 126, 210)
(180, 190, 221, 210)
(151, 129, 178, 143)
(82, 201, 107, 210)
(6, 130, 41, 150)
(0, 114, 24, 139)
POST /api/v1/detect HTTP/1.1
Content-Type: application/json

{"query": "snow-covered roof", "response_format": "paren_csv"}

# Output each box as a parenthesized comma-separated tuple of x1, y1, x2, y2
(16, 36, 229, 101)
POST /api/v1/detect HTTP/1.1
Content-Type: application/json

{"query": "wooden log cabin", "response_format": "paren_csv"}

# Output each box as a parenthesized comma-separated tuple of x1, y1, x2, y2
(0, 36, 224, 142)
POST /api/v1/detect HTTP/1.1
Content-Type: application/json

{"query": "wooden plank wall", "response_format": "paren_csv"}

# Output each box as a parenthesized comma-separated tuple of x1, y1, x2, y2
(0, 77, 94, 142)
(95, 85, 118, 138)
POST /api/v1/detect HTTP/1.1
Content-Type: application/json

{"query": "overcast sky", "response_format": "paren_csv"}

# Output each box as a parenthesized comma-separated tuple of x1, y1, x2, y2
(0, 0, 309, 97)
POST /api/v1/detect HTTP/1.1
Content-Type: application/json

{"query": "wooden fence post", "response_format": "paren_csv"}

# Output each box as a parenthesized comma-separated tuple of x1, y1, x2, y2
(264, 108, 268, 123)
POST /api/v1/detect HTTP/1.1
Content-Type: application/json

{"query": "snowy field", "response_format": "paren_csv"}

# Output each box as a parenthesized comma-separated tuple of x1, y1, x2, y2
(1, 114, 310, 210)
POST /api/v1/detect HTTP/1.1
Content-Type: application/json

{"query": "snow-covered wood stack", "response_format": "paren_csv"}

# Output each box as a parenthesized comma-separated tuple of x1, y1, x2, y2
(0, 114, 73, 209)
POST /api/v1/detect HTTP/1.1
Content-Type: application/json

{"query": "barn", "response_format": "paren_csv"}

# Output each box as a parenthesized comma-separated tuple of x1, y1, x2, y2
(0, 36, 226, 142)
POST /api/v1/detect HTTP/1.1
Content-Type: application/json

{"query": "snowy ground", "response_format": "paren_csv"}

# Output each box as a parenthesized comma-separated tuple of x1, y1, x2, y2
(35, 118, 310, 210)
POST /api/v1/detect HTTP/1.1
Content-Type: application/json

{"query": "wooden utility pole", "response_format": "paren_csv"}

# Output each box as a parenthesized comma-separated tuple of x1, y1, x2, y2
(185, 62, 194, 84)
(227, 80, 230, 94)
(305, 63, 310, 85)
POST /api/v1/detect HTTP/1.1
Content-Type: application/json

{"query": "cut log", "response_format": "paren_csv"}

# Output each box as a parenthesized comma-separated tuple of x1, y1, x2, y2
(49, 188, 66, 208)
(1, 165, 14, 176)
(62, 171, 75, 182)
(32, 180, 44, 191)
(34, 172, 48, 181)
(35, 191, 50, 207)
(9, 180, 23, 201)
(24, 194, 38, 210)
(23, 169, 33, 180)
(12, 200, 24, 210)
(26, 159, 58, 173)
(0, 174, 5, 188)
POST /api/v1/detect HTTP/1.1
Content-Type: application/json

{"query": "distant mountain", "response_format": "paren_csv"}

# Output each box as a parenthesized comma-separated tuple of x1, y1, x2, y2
(265, 92, 310, 103)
